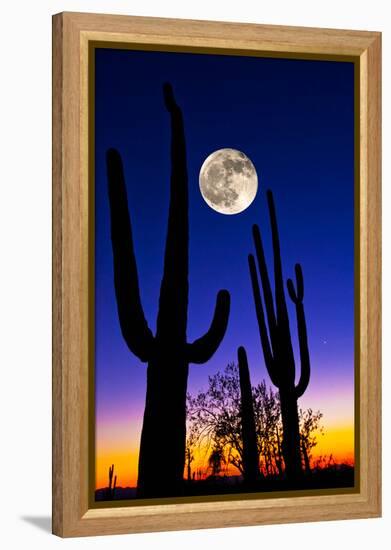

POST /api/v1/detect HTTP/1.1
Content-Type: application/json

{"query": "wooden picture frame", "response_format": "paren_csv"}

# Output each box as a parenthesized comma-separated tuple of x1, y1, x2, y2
(52, 11, 381, 537)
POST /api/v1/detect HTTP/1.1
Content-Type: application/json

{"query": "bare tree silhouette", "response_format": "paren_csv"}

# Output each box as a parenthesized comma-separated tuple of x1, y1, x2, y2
(187, 363, 321, 479)
(106, 84, 230, 498)
(299, 408, 324, 474)
(208, 446, 226, 477)
(187, 364, 244, 475)
(253, 381, 283, 476)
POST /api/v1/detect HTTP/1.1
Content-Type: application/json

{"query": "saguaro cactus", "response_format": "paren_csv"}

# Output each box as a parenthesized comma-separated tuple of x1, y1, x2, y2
(106, 464, 117, 500)
(106, 83, 230, 498)
(237, 346, 260, 484)
(248, 190, 310, 481)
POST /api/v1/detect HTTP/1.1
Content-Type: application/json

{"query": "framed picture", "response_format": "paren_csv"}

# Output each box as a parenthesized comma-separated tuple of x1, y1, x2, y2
(52, 12, 381, 537)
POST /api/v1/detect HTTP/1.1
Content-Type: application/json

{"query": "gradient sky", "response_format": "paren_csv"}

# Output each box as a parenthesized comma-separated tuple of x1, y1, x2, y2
(94, 48, 355, 489)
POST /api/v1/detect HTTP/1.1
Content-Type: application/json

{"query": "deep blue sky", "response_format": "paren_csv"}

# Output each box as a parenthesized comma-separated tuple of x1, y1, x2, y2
(94, 48, 355, 424)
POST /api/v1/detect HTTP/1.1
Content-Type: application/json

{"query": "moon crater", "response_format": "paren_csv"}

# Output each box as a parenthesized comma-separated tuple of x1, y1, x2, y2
(199, 148, 258, 215)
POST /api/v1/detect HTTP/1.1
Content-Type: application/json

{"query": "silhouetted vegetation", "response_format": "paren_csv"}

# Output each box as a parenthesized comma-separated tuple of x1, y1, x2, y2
(95, 355, 353, 501)
(106, 83, 230, 498)
(100, 83, 355, 503)
(95, 363, 352, 501)
(208, 446, 226, 477)
(186, 362, 323, 479)
(248, 190, 311, 481)
(104, 464, 117, 500)
(300, 408, 324, 475)
(185, 444, 194, 482)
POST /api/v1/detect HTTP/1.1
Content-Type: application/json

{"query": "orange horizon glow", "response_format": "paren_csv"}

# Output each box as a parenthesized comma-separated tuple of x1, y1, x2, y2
(95, 422, 355, 490)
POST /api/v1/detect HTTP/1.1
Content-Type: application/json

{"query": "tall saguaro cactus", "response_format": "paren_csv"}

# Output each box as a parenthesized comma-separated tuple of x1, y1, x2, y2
(237, 346, 260, 484)
(248, 190, 310, 481)
(106, 83, 230, 498)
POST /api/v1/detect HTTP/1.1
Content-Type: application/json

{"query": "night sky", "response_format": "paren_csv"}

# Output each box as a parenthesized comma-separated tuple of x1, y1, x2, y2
(94, 48, 355, 488)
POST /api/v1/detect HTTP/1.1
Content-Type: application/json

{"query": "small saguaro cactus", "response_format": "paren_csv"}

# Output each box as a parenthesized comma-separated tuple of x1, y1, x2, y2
(106, 464, 117, 500)
(248, 190, 310, 481)
(106, 83, 230, 498)
(237, 346, 260, 484)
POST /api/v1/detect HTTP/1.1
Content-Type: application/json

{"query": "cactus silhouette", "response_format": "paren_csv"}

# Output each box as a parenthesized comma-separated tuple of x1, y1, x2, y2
(106, 83, 230, 498)
(106, 464, 117, 500)
(248, 190, 310, 481)
(237, 346, 260, 484)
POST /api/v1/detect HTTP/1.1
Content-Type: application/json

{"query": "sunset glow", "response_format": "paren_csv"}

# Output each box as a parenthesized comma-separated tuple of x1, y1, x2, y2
(95, 390, 355, 489)
(94, 49, 355, 496)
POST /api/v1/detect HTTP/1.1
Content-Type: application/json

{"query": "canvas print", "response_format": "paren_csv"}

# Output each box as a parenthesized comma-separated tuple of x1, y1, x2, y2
(93, 48, 355, 503)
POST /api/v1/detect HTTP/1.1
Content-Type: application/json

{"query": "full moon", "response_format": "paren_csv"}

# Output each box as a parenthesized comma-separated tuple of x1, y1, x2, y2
(199, 148, 258, 215)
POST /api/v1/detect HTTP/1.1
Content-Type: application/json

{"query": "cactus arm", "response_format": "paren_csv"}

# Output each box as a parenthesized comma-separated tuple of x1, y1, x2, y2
(156, 83, 189, 340)
(252, 224, 277, 336)
(287, 263, 304, 303)
(266, 190, 284, 297)
(248, 254, 280, 387)
(106, 148, 154, 362)
(287, 264, 310, 398)
(266, 191, 291, 326)
(294, 302, 310, 398)
(267, 190, 296, 374)
(187, 290, 230, 364)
